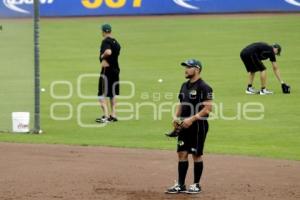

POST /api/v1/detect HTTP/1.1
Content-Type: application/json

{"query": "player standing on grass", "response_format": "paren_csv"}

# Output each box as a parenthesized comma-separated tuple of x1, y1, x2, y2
(240, 42, 290, 95)
(165, 59, 213, 194)
(96, 24, 121, 123)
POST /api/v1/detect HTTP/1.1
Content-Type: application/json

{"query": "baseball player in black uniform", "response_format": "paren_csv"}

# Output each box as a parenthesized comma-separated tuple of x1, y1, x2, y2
(165, 59, 213, 194)
(96, 24, 121, 123)
(240, 42, 290, 95)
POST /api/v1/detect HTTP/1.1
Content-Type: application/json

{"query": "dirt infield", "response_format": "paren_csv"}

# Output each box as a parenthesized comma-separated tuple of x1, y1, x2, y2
(0, 143, 299, 200)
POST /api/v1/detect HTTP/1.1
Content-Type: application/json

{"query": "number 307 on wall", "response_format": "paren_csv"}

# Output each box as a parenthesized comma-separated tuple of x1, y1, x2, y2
(82, 0, 142, 8)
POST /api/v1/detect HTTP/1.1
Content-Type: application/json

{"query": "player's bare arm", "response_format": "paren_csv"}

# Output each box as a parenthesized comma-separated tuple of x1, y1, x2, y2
(182, 100, 212, 128)
(101, 49, 112, 60)
(101, 59, 110, 68)
(100, 49, 112, 68)
(175, 104, 182, 118)
(271, 62, 284, 83)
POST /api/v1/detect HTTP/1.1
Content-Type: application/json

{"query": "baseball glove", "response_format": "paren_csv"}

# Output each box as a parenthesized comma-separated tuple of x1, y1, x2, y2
(281, 83, 291, 94)
(165, 118, 184, 137)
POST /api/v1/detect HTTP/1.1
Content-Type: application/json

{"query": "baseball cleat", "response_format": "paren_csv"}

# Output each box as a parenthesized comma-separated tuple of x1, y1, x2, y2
(95, 116, 109, 123)
(245, 87, 258, 95)
(259, 88, 273, 95)
(165, 182, 186, 194)
(186, 183, 202, 194)
(108, 116, 118, 122)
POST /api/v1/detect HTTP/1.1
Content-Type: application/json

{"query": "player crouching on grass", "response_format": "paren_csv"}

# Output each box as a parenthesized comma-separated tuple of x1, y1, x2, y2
(165, 59, 213, 194)
(240, 42, 290, 95)
(96, 24, 121, 123)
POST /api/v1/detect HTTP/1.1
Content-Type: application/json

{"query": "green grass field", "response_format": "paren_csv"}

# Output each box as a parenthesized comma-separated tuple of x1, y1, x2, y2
(0, 14, 300, 160)
(0, 20, 34, 131)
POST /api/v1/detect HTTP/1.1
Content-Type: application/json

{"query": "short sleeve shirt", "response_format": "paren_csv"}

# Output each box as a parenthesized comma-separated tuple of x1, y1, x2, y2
(100, 37, 121, 73)
(178, 79, 213, 118)
(241, 42, 276, 62)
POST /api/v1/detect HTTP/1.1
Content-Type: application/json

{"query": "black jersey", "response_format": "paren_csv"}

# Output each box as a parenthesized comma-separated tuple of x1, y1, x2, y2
(241, 42, 276, 62)
(178, 79, 213, 118)
(100, 37, 121, 73)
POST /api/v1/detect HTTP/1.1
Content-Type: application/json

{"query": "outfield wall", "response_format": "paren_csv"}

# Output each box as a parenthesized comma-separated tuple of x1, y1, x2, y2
(1, 0, 300, 17)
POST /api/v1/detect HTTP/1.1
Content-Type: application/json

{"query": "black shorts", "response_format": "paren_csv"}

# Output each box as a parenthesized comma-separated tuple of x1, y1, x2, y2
(177, 120, 209, 156)
(98, 68, 120, 98)
(240, 52, 266, 72)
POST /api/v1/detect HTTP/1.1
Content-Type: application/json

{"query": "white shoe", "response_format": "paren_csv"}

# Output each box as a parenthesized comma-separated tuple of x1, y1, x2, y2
(165, 181, 186, 194)
(95, 116, 109, 123)
(245, 87, 258, 95)
(259, 88, 273, 95)
(186, 183, 201, 194)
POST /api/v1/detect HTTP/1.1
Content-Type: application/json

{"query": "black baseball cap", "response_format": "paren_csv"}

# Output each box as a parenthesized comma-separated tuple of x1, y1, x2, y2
(101, 24, 112, 33)
(272, 43, 282, 56)
(181, 59, 202, 69)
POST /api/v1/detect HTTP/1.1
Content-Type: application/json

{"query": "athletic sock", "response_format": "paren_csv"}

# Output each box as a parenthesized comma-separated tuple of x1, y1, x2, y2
(194, 161, 203, 184)
(247, 84, 252, 88)
(261, 87, 266, 90)
(178, 161, 189, 186)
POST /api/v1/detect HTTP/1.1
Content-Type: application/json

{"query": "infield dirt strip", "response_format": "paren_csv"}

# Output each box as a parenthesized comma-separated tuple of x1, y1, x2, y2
(0, 143, 299, 200)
